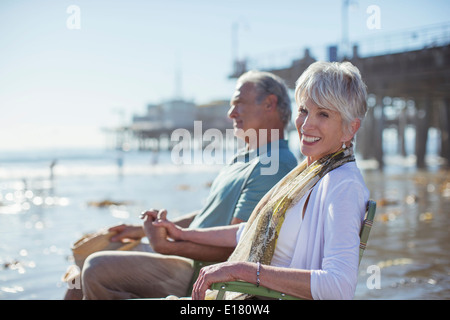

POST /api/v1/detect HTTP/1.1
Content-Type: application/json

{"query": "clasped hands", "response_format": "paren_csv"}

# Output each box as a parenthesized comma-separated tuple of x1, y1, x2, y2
(107, 208, 183, 254)
(140, 209, 185, 253)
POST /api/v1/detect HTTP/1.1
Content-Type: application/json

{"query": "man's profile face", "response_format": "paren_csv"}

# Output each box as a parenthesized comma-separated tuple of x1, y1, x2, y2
(228, 82, 267, 141)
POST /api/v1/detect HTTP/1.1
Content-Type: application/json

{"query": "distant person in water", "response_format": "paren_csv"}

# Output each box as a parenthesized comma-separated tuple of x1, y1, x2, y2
(50, 159, 57, 180)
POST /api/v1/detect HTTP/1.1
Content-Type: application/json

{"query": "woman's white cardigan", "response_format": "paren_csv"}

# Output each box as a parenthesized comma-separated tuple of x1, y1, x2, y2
(236, 162, 369, 299)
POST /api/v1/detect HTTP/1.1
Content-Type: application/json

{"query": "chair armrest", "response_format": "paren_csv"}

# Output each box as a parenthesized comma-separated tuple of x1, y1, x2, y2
(210, 281, 301, 300)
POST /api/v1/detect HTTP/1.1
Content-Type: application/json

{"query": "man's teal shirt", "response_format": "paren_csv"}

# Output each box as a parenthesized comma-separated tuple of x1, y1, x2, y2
(189, 140, 297, 228)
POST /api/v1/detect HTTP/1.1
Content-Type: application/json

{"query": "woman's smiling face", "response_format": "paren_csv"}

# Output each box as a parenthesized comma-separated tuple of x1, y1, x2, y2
(295, 96, 350, 165)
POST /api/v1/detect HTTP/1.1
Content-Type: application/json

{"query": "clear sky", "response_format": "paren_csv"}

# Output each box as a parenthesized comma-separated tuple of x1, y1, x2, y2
(1, 0, 449, 151)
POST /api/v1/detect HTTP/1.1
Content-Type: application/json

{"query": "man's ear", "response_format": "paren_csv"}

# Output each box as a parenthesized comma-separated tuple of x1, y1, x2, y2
(264, 94, 278, 112)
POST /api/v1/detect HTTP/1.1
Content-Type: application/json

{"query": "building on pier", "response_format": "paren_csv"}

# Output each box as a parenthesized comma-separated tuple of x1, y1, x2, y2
(129, 99, 234, 151)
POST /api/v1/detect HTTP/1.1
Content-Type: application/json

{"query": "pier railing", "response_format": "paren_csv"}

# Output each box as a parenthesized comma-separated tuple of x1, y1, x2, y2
(243, 22, 450, 71)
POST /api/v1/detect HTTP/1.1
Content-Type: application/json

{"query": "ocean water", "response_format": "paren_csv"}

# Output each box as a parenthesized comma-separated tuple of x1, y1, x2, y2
(0, 148, 221, 299)
(0, 147, 449, 300)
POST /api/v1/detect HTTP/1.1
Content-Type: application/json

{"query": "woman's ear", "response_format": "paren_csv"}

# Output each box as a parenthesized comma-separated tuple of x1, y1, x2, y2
(343, 118, 361, 142)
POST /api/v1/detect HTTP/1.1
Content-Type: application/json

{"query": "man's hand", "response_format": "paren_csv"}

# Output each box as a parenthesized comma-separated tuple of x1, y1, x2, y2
(108, 224, 145, 243)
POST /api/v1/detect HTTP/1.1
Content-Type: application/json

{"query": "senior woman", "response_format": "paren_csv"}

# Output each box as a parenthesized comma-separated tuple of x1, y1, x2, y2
(149, 61, 369, 300)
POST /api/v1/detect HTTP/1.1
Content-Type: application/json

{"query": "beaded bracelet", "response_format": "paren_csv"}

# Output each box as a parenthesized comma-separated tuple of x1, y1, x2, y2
(256, 262, 261, 287)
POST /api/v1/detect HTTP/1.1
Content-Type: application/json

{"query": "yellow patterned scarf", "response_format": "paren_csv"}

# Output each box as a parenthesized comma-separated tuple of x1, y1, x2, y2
(228, 147, 355, 266)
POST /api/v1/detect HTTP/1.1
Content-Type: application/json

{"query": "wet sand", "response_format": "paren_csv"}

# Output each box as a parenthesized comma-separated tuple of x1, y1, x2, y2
(355, 167, 450, 299)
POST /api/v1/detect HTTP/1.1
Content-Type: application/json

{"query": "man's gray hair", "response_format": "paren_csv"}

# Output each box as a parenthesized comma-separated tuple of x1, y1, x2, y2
(294, 61, 368, 134)
(237, 70, 292, 126)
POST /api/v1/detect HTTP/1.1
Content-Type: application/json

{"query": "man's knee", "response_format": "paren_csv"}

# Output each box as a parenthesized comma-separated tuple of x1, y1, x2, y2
(81, 252, 110, 285)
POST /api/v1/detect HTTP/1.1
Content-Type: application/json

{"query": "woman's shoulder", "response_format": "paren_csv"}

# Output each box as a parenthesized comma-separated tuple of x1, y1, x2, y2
(317, 162, 369, 218)
(320, 162, 367, 189)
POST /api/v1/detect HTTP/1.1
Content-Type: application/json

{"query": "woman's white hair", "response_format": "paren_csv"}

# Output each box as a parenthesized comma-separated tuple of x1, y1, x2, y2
(238, 70, 292, 126)
(294, 61, 368, 135)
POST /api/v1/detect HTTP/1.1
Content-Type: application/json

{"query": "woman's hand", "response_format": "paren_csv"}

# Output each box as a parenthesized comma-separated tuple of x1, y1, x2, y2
(192, 262, 251, 300)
